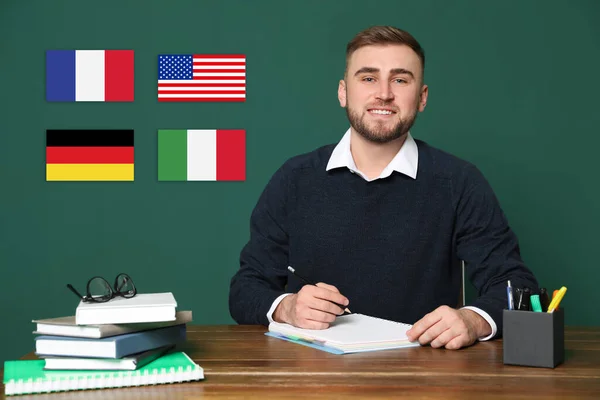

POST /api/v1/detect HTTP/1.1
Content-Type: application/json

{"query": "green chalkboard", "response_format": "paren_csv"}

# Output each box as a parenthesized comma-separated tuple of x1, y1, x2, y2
(1, 0, 599, 363)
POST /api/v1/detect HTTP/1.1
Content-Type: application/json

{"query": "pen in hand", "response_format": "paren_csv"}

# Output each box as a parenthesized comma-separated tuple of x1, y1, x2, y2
(287, 266, 351, 315)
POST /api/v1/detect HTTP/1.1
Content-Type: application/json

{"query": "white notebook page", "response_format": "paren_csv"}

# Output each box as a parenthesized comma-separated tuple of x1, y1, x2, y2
(269, 313, 414, 345)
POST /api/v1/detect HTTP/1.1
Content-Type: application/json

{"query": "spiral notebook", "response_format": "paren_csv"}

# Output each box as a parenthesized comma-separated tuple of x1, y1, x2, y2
(3, 351, 203, 396)
(266, 313, 420, 354)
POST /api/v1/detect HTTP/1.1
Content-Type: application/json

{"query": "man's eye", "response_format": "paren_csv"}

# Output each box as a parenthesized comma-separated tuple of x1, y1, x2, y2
(394, 78, 407, 83)
(362, 77, 375, 82)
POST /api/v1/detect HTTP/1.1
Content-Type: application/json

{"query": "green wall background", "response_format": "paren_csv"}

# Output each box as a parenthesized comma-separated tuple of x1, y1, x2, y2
(1, 0, 598, 363)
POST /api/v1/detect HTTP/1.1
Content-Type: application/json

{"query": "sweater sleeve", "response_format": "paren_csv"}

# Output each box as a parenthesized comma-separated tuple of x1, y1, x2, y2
(454, 164, 539, 338)
(228, 163, 291, 326)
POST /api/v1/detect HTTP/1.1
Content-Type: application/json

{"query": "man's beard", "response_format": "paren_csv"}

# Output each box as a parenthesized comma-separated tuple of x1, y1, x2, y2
(345, 104, 418, 144)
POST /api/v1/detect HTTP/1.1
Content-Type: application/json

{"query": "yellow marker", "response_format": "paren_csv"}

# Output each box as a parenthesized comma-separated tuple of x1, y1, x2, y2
(547, 286, 567, 313)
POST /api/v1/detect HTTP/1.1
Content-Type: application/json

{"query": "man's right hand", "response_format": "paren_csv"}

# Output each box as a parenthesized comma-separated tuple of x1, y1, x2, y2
(272, 283, 349, 329)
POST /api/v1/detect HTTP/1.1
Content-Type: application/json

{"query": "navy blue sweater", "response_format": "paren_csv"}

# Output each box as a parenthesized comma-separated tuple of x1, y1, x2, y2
(229, 139, 538, 337)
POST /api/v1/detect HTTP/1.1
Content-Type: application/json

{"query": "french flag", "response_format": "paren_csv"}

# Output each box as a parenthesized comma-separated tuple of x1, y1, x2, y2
(46, 50, 134, 102)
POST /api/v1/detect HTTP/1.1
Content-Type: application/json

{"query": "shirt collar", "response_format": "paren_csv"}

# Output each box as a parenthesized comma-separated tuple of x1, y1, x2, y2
(326, 127, 419, 180)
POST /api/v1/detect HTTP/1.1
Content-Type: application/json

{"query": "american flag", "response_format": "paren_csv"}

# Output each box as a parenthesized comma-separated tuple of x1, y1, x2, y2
(158, 54, 246, 102)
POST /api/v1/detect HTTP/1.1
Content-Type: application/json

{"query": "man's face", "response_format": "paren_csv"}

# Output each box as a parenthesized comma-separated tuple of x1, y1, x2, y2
(338, 44, 428, 144)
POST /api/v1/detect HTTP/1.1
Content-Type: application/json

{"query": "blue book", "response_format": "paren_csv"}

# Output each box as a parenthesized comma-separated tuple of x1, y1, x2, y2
(35, 324, 186, 358)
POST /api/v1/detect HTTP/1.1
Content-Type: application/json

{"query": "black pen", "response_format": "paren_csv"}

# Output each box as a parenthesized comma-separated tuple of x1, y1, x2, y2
(520, 287, 532, 311)
(287, 266, 351, 315)
(539, 287, 551, 312)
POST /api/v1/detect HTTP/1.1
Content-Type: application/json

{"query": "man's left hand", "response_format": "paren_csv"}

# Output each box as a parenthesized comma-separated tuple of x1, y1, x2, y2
(406, 306, 492, 350)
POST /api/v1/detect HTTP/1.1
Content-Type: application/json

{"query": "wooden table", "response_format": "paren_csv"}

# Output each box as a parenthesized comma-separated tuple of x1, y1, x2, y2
(2, 325, 600, 399)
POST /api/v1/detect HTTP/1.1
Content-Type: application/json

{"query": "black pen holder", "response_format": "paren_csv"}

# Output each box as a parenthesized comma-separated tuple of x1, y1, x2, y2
(502, 308, 564, 368)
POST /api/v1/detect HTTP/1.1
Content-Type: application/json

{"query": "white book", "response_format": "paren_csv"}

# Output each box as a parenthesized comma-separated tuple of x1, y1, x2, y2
(33, 311, 192, 338)
(268, 313, 420, 354)
(75, 293, 177, 325)
(41, 345, 174, 371)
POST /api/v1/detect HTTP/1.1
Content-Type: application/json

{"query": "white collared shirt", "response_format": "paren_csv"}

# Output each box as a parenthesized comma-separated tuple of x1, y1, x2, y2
(267, 128, 497, 341)
(325, 127, 418, 181)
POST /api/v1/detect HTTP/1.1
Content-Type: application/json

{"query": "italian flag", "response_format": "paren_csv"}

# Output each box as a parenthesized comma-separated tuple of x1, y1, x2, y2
(158, 129, 245, 181)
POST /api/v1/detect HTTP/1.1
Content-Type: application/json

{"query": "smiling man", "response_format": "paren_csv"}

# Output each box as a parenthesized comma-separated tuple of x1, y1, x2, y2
(229, 26, 538, 350)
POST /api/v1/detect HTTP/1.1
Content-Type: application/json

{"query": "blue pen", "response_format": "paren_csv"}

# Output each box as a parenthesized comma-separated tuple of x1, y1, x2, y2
(507, 280, 514, 310)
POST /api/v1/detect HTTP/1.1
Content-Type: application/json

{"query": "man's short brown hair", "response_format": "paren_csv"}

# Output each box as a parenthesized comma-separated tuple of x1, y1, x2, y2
(345, 26, 425, 80)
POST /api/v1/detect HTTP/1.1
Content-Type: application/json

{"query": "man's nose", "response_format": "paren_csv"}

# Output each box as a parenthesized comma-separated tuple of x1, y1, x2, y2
(376, 81, 394, 101)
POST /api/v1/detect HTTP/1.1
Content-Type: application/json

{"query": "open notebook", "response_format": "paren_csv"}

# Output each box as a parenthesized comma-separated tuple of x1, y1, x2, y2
(267, 313, 420, 354)
(3, 351, 203, 396)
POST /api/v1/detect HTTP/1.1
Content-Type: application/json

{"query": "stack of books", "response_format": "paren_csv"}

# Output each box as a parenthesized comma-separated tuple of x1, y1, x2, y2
(3, 292, 204, 396)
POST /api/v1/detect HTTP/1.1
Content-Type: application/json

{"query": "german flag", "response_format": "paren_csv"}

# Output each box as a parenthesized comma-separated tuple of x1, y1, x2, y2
(46, 130, 134, 181)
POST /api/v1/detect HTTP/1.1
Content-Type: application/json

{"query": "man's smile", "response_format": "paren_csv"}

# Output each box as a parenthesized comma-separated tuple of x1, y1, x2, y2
(367, 108, 397, 117)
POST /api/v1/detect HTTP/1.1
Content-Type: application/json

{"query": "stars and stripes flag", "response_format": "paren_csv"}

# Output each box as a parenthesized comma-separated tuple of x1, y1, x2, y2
(157, 54, 246, 102)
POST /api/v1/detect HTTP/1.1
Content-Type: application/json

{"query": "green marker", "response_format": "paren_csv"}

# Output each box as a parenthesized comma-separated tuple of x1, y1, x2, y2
(530, 294, 543, 312)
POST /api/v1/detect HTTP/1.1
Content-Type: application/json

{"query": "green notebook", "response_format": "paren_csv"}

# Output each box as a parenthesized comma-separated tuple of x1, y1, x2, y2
(3, 351, 204, 396)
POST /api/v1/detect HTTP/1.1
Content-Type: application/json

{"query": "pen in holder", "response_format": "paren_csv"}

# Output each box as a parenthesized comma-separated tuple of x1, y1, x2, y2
(502, 307, 564, 368)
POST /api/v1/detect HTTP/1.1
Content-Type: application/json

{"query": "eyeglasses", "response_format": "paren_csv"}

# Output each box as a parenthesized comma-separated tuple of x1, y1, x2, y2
(67, 273, 137, 303)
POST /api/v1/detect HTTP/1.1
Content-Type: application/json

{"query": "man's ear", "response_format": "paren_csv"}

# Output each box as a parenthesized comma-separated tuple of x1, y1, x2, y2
(338, 79, 347, 108)
(418, 84, 428, 112)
